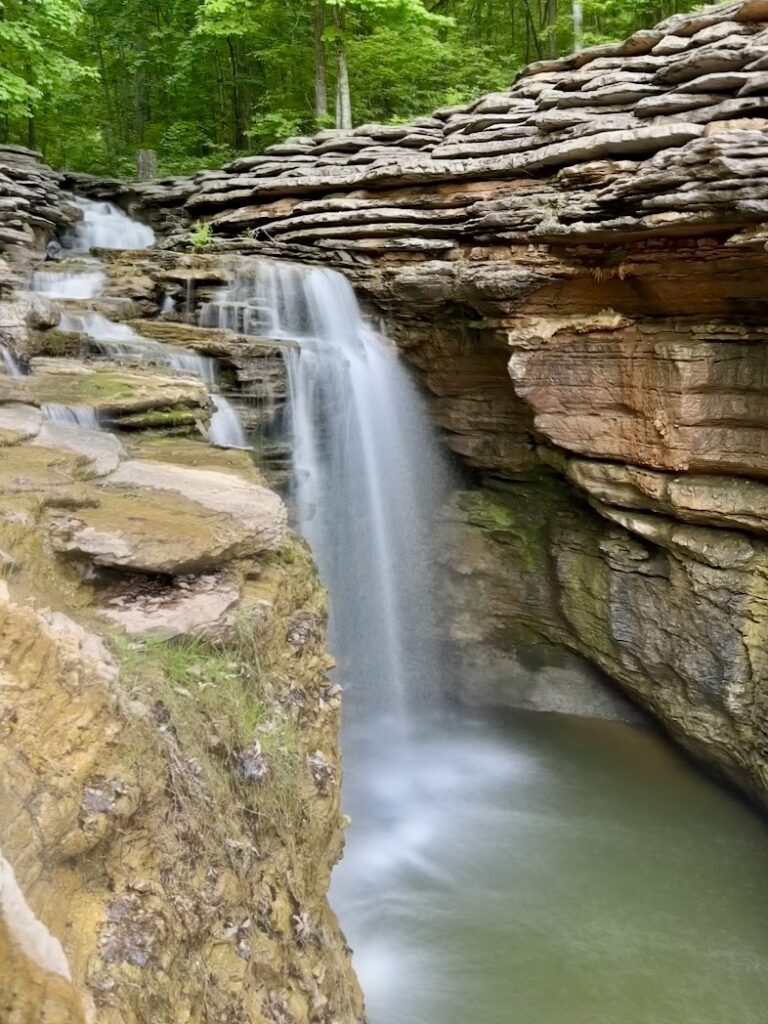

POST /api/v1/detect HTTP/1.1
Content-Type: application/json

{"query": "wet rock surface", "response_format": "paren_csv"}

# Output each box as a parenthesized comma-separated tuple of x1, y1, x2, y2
(6, 0, 768, 1013)
(0, 246, 361, 1019)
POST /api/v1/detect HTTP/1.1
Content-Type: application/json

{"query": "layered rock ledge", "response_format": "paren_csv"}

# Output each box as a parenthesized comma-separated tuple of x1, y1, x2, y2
(0, 329, 361, 1018)
(92, 0, 768, 806)
(5, 4, 768, 1005)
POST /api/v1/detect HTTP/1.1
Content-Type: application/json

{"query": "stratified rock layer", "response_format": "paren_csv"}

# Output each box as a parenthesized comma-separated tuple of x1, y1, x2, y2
(88, 0, 768, 805)
(0, 406, 362, 1018)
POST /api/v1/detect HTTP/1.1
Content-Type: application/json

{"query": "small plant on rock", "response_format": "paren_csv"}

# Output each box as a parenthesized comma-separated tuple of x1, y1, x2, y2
(188, 221, 213, 252)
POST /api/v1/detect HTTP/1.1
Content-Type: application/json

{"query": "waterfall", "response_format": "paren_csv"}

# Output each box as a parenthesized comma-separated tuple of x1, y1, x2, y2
(1, 345, 24, 378)
(30, 269, 105, 300)
(55, 311, 246, 448)
(41, 404, 100, 429)
(201, 260, 447, 717)
(64, 197, 155, 251)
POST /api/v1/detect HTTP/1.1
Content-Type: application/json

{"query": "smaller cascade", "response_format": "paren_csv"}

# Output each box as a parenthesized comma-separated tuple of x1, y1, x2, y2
(25, 201, 247, 449)
(64, 197, 154, 251)
(1, 345, 24, 378)
(209, 394, 248, 447)
(41, 404, 100, 429)
(30, 269, 105, 300)
(58, 312, 247, 448)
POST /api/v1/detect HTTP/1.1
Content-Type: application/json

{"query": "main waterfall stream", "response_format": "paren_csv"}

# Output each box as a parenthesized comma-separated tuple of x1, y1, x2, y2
(203, 263, 768, 1024)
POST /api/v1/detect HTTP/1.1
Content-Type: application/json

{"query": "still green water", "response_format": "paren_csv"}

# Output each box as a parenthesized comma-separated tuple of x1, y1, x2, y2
(333, 710, 768, 1024)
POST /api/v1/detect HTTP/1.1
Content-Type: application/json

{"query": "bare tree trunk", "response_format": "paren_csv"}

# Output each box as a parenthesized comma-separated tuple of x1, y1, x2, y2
(332, 5, 352, 130)
(572, 0, 583, 51)
(227, 36, 245, 149)
(546, 0, 557, 58)
(314, 0, 328, 120)
(136, 148, 157, 180)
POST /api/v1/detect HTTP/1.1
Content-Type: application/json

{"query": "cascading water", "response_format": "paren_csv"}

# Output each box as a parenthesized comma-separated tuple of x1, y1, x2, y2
(30, 269, 105, 300)
(0, 345, 23, 378)
(40, 403, 100, 429)
(56, 311, 247, 448)
(203, 261, 446, 717)
(201, 259, 768, 1024)
(28, 202, 246, 448)
(64, 197, 154, 251)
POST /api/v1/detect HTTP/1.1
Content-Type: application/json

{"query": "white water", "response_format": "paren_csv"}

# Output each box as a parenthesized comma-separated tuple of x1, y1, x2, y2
(0, 344, 24, 377)
(209, 394, 247, 447)
(64, 197, 154, 251)
(31, 199, 246, 449)
(57, 311, 246, 447)
(41, 403, 100, 429)
(201, 260, 463, 1016)
(201, 260, 448, 717)
(30, 269, 105, 299)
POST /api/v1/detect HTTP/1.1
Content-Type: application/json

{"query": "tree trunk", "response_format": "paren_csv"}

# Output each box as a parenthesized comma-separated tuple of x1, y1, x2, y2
(227, 37, 245, 149)
(136, 149, 158, 180)
(546, 0, 557, 58)
(572, 0, 583, 51)
(332, 5, 352, 130)
(314, 0, 328, 120)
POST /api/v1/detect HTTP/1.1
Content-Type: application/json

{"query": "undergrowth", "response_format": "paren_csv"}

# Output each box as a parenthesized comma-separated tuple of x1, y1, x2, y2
(113, 614, 306, 850)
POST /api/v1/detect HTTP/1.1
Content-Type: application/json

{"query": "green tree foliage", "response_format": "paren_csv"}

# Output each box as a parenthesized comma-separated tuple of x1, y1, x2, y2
(0, 0, 88, 146)
(0, 0, 700, 175)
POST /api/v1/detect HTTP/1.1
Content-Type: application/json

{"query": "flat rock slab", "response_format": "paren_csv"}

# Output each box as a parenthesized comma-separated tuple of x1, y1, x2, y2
(0, 404, 42, 443)
(50, 484, 261, 574)
(32, 421, 124, 477)
(1, 363, 209, 418)
(49, 456, 287, 573)
(107, 460, 287, 550)
(566, 456, 768, 536)
(0, 443, 87, 493)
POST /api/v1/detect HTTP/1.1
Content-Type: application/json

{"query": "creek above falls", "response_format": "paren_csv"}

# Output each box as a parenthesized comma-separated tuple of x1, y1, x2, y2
(5, 198, 768, 1024)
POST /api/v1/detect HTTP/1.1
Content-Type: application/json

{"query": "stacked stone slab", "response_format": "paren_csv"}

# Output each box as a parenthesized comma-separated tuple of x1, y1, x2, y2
(0, 145, 77, 261)
(111, 0, 768, 257)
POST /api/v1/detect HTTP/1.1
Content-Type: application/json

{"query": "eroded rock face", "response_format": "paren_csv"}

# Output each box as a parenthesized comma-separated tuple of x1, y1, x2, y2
(0, 408, 363, 1021)
(92, 0, 768, 804)
(441, 478, 768, 799)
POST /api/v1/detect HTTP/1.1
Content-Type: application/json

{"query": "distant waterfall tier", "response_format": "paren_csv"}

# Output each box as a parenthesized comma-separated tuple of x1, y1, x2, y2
(64, 197, 155, 251)
(41, 404, 100, 429)
(1, 345, 24, 378)
(201, 260, 448, 716)
(30, 269, 105, 300)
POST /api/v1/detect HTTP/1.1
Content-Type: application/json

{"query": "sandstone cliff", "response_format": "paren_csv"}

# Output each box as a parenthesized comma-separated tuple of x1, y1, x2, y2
(0, 264, 363, 1019)
(4, 2, 768, 1011)
(90, 0, 768, 805)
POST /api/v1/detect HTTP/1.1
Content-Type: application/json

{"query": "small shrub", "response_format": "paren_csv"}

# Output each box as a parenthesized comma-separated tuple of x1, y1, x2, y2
(188, 221, 213, 252)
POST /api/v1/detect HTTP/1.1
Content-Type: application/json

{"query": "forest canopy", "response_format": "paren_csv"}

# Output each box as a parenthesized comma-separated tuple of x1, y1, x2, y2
(0, 0, 700, 177)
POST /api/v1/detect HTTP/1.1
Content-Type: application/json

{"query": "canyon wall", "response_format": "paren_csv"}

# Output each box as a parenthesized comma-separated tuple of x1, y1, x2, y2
(4, 1, 768, 1011)
(0, 221, 362, 1019)
(92, 0, 768, 803)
